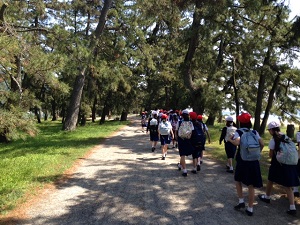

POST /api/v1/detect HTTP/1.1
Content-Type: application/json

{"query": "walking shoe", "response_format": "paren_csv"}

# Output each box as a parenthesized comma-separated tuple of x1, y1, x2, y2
(245, 209, 253, 216)
(177, 163, 181, 171)
(191, 170, 197, 174)
(182, 172, 187, 177)
(226, 169, 234, 173)
(197, 165, 201, 171)
(286, 209, 297, 215)
(294, 192, 300, 197)
(234, 202, 245, 210)
(161, 156, 165, 160)
(151, 147, 155, 152)
(258, 194, 270, 203)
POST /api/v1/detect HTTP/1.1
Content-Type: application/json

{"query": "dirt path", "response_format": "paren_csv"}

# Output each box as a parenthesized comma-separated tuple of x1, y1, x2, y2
(2, 117, 299, 225)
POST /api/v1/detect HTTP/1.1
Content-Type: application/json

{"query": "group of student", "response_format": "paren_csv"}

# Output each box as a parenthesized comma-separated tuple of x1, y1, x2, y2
(219, 112, 300, 216)
(142, 109, 300, 217)
(143, 109, 211, 173)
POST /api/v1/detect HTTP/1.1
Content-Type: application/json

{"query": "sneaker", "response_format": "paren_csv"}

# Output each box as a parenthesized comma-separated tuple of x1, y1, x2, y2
(234, 202, 245, 210)
(151, 147, 155, 152)
(245, 209, 253, 216)
(182, 172, 187, 177)
(286, 209, 297, 215)
(191, 170, 197, 174)
(294, 192, 300, 197)
(172, 146, 175, 148)
(197, 165, 201, 171)
(161, 156, 165, 160)
(177, 163, 181, 171)
(226, 169, 234, 173)
(258, 194, 270, 203)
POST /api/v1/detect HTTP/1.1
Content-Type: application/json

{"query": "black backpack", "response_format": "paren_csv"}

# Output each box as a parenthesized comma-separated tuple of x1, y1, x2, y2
(191, 121, 206, 147)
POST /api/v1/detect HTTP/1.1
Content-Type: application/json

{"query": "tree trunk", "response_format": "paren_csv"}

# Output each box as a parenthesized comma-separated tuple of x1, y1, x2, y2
(62, 0, 112, 131)
(92, 95, 97, 122)
(34, 106, 41, 123)
(51, 99, 57, 121)
(62, 71, 85, 130)
(121, 111, 128, 121)
(259, 74, 281, 134)
(206, 115, 215, 126)
(100, 105, 109, 124)
(232, 59, 240, 127)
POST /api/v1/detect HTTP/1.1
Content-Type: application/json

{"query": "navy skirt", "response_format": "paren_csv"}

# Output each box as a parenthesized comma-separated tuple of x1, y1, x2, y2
(268, 155, 300, 187)
(234, 151, 263, 188)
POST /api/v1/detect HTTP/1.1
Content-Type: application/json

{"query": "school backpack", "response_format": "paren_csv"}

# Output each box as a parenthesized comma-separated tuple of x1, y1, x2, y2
(178, 121, 193, 139)
(149, 118, 158, 126)
(276, 135, 298, 165)
(159, 121, 171, 135)
(238, 128, 261, 161)
(191, 122, 205, 147)
(225, 126, 237, 142)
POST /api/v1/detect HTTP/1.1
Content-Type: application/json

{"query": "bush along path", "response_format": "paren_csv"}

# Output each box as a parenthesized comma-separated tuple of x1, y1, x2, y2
(2, 117, 300, 225)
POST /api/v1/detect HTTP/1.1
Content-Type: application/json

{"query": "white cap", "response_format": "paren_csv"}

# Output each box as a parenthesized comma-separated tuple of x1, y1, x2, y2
(267, 121, 280, 130)
(182, 109, 189, 114)
(151, 111, 157, 115)
(225, 116, 233, 122)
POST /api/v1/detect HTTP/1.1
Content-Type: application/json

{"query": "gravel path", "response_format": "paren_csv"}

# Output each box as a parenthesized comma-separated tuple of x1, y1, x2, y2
(9, 117, 300, 224)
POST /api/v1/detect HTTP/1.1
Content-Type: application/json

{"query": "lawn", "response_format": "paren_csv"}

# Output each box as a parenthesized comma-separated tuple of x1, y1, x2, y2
(0, 119, 129, 215)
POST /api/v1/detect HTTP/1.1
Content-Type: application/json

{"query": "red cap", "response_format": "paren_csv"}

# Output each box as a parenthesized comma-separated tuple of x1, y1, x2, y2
(189, 112, 197, 120)
(161, 114, 168, 119)
(197, 115, 203, 120)
(237, 112, 251, 123)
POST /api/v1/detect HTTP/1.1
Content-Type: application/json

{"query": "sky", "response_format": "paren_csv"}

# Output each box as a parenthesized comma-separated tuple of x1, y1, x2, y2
(288, 0, 300, 19)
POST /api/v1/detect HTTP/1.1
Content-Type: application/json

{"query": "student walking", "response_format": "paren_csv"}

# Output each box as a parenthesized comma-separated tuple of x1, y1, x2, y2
(258, 121, 299, 215)
(170, 114, 179, 148)
(158, 114, 174, 160)
(146, 111, 159, 152)
(190, 112, 205, 173)
(141, 112, 147, 132)
(177, 110, 194, 176)
(196, 115, 211, 165)
(228, 112, 264, 216)
(219, 116, 237, 173)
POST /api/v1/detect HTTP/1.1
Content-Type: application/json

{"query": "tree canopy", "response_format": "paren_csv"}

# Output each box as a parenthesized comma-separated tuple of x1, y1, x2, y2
(1, 0, 300, 141)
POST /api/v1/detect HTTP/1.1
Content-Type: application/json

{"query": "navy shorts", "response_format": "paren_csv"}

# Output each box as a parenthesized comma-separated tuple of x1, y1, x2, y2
(160, 135, 171, 145)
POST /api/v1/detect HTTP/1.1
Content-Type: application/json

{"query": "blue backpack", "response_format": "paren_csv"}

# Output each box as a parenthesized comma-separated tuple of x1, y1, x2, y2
(238, 128, 261, 161)
(276, 135, 298, 165)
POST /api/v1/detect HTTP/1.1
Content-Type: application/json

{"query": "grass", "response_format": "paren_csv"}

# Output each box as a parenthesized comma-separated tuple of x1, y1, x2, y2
(0, 119, 129, 215)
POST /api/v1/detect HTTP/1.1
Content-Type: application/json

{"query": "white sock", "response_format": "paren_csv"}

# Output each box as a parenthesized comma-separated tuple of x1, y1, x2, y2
(230, 166, 233, 170)
(293, 187, 299, 192)
(193, 167, 196, 171)
(247, 207, 253, 212)
(264, 195, 270, 199)
(290, 205, 296, 210)
(183, 169, 187, 173)
(239, 198, 244, 203)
